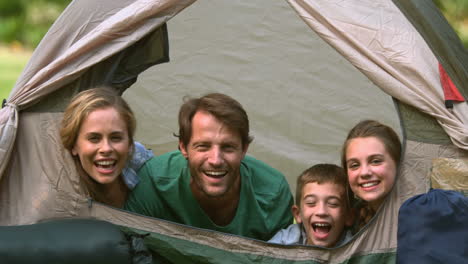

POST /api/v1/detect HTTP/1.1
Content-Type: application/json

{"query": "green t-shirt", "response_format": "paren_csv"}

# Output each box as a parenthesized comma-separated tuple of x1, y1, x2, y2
(125, 150, 293, 241)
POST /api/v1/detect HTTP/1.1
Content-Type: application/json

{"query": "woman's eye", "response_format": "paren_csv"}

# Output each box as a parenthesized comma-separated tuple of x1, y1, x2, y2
(88, 136, 100, 143)
(348, 163, 359, 170)
(371, 159, 382, 165)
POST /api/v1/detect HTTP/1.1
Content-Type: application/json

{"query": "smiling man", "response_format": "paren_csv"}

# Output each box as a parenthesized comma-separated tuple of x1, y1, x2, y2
(124, 93, 293, 241)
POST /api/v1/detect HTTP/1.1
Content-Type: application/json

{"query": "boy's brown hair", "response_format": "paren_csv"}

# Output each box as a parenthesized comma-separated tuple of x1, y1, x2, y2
(295, 164, 351, 208)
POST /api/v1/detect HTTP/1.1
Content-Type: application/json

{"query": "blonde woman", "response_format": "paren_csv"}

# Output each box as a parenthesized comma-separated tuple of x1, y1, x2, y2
(60, 87, 152, 207)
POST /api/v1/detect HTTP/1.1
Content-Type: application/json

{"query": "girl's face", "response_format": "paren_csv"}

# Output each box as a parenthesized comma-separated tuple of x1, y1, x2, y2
(345, 137, 397, 211)
(72, 107, 130, 185)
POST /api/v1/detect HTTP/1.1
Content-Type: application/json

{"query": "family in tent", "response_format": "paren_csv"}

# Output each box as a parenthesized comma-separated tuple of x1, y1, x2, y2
(61, 86, 401, 247)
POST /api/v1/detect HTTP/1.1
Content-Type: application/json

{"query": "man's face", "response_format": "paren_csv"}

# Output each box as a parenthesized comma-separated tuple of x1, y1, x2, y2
(293, 182, 349, 247)
(180, 111, 248, 199)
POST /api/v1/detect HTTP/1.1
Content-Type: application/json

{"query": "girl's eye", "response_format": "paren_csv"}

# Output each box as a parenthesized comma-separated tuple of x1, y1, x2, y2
(348, 163, 359, 170)
(371, 159, 382, 165)
(111, 136, 123, 142)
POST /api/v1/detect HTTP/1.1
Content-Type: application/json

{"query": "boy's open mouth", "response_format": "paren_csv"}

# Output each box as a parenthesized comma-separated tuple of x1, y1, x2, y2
(312, 222, 331, 234)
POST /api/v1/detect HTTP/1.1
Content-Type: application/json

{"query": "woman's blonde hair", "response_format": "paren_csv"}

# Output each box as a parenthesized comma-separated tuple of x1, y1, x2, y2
(60, 87, 136, 151)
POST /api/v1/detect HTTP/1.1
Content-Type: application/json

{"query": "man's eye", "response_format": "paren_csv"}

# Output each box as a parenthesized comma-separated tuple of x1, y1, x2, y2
(222, 145, 236, 152)
(195, 145, 209, 151)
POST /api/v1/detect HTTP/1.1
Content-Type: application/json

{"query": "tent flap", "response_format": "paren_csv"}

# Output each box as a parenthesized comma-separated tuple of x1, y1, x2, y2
(287, 0, 468, 150)
(26, 24, 170, 113)
(0, 0, 195, 180)
(392, 0, 468, 101)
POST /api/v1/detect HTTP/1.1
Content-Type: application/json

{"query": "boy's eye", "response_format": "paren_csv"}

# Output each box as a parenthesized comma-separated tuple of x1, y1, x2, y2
(304, 199, 317, 206)
(327, 198, 341, 208)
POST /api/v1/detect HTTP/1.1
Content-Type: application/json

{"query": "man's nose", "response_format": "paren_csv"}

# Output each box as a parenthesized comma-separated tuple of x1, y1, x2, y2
(207, 147, 223, 166)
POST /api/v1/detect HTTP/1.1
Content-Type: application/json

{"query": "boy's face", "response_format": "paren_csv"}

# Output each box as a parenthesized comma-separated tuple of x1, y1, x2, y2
(293, 182, 350, 247)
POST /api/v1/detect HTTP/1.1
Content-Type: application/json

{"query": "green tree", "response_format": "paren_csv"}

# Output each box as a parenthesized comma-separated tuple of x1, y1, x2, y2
(0, 0, 70, 48)
(434, 0, 468, 48)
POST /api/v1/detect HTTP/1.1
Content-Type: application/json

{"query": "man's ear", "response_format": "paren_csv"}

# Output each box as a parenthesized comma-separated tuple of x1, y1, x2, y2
(292, 205, 302, 224)
(179, 141, 188, 158)
(242, 143, 250, 157)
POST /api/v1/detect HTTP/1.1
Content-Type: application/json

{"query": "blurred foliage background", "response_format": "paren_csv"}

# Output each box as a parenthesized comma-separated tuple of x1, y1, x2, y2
(0, 0, 69, 48)
(0, 0, 69, 99)
(434, 0, 468, 47)
(0, 0, 468, 100)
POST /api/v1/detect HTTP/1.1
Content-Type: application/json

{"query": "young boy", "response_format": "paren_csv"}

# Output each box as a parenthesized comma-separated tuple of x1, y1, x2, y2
(269, 164, 353, 247)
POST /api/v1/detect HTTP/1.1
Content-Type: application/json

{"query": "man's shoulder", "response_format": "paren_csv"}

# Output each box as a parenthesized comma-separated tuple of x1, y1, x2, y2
(241, 155, 289, 190)
(138, 150, 187, 180)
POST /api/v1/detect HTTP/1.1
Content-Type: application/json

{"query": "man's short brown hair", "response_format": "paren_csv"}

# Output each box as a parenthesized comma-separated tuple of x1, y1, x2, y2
(177, 93, 253, 149)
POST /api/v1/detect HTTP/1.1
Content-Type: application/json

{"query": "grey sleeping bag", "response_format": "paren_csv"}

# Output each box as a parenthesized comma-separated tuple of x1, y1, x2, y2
(0, 218, 131, 264)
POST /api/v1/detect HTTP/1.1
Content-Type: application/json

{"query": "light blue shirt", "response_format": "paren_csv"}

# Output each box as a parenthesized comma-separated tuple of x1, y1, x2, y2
(122, 141, 153, 189)
(268, 223, 352, 247)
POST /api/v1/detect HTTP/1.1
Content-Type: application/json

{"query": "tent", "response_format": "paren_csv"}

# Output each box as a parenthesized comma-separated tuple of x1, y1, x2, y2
(1, 0, 467, 262)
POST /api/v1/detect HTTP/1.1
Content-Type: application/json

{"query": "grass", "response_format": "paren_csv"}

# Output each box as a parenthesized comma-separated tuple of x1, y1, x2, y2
(0, 45, 31, 101)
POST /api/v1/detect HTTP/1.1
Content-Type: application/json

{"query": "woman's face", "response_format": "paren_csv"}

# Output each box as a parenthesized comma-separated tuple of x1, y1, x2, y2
(72, 107, 130, 185)
(345, 136, 397, 211)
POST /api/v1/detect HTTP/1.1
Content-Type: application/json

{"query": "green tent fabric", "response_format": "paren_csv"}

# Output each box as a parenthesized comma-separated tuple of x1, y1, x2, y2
(0, 218, 131, 264)
(1, 0, 467, 263)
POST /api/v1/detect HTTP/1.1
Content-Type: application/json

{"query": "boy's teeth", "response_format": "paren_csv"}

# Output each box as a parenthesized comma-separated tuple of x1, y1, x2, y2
(362, 182, 378, 188)
(312, 223, 331, 233)
(314, 223, 329, 227)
